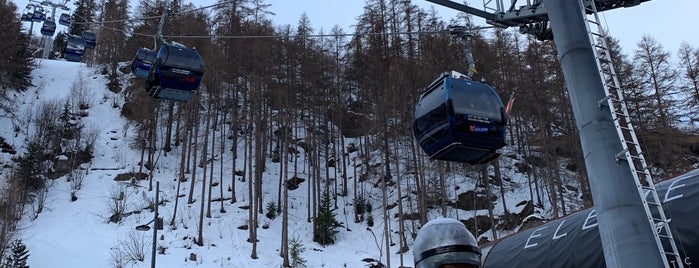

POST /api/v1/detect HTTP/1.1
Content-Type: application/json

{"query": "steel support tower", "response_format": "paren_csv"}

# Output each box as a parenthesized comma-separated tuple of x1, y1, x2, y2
(422, 0, 682, 267)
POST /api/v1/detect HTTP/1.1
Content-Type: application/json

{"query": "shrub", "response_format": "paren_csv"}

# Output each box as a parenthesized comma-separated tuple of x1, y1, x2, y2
(2, 239, 30, 268)
(314, 191, 342, 246)
(265, 202, 277, 219)
(290, 236, 306, 268)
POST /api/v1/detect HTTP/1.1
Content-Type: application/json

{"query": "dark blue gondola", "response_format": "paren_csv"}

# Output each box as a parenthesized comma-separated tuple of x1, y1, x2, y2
(40, 19, 56, 36)
(82, 31, 96, 49)
(413, 71, 507, 165)
(145, 43, 204, 102)
(59, 13, 70, 26)
(130, 48, 157, 78)
(64, 35, 86, 62)
(21, 13, 32, 22)
(32, 10, 45, 22)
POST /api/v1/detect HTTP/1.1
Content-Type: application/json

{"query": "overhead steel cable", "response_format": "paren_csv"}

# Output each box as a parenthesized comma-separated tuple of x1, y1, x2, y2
(72, 0, 495, 40)
(96, 25, 496, 40)
(72, 0, 236, 25)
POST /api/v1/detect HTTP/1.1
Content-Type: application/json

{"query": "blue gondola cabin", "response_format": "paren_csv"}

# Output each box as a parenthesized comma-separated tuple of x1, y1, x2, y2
(82, 31, 96, 49)
(64, 35, 85, 62)
(413, 71, 507, 165)
(41, 20, 56, 36)
(21, 13, 32, 22)
(131, 48, 157, 78)
(145, 43, 203, 102)
(32, 10, 45, 22)
(59, 13, 70, 26)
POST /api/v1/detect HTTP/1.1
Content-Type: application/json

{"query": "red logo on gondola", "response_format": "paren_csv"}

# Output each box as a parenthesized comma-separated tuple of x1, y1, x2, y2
(469, 125, 488, 133)
(183, 77, 196, 83)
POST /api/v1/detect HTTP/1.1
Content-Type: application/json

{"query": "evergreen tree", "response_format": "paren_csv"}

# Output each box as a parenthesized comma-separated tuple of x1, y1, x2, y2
(0, 0, 33, 92)
(69, 0, 97, 36)
(289, 236, 306, 268)
(2, 239, 29, 268)
(313, 191, 341, 246)
(15, 142, 45, 193)
(52, 31, 68, 59)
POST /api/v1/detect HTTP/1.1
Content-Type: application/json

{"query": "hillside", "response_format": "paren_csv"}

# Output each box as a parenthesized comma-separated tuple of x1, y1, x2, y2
(0, 59, 571, 268)
(21, 57, 699, 267)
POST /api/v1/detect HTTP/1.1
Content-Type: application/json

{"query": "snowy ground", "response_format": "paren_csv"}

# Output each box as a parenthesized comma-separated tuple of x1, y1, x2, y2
(0, 59, 555, 267)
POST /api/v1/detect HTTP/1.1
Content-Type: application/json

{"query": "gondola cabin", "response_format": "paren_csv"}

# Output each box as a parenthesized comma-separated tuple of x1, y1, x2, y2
(59, 13, 70, 26)
(32, 10, 45, 22)
(64, 35, 85, 62)
(40, 19, 56, 36)
(413, 71, 506, 165)
(131, 48, 157, 78)
(82, 31, 96, 49)
(21, 13, 32, 22)
(145, 43, 203, 102)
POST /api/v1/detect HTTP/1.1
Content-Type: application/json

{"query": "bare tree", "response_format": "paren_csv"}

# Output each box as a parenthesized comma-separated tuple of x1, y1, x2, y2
(678, 43, 699, 124)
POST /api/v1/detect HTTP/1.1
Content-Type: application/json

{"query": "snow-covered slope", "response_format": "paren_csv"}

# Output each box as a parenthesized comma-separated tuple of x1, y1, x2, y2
(1, 59, 568, 267)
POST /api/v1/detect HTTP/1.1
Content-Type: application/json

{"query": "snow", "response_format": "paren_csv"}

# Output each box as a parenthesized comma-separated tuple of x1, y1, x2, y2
(0, 59, 556, 267)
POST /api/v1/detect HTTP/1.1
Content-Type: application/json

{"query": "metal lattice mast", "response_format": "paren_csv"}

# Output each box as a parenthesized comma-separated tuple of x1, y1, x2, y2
(580, 0, 684, 267)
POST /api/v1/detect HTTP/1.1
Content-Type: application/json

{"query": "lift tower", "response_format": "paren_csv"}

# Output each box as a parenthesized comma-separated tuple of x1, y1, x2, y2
(421, 0, 683, 267)
(39, 0, 70, 59)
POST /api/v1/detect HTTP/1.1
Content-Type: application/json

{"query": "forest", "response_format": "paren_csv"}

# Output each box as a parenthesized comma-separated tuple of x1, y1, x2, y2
(1, 0, 699, 266)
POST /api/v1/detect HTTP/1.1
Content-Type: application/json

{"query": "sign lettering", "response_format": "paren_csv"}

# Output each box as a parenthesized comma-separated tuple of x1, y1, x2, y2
(524, 226, 548, 249)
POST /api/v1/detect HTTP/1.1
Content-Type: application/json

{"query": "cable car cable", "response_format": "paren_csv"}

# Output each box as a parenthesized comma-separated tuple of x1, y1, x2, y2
(70, 0, 237, 26)
(94, 25, 496, 40)
(67, 0, 496, 41)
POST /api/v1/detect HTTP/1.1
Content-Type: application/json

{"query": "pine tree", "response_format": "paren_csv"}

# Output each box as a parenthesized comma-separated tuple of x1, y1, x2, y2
(52, 31, 68, 58)
(15, 142, 45, 194)
(313, 191, 341, 246)
(69, 0, 97, 36)
(289, 236, 306, 268)
(3, 239, 30, 268)
(0, 0, 33, 92)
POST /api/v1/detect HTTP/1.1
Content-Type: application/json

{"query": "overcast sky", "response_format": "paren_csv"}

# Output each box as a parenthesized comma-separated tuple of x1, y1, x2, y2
(13, 0, 699, 57)
(263, 0, 698, 56)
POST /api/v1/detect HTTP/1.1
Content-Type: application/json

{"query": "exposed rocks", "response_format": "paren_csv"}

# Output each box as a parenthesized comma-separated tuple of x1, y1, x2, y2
(454, 190, 496, 211)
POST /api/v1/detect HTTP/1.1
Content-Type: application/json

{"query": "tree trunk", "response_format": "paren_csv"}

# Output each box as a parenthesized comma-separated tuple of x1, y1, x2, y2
(170, 111, 190, 226)
(494, 160, 509, 227)
(482, 164, 497, 240)
(219, 109, 227, 213)
(187, 107, 200, 205)
(163, 101, 174, 152)
(197, 102, 211, 246)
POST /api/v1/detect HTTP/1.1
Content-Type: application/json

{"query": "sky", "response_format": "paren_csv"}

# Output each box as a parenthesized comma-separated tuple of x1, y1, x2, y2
(11, 0, 699, 57)
(263, 0, 698, 56)
(0, 59, 537, 267)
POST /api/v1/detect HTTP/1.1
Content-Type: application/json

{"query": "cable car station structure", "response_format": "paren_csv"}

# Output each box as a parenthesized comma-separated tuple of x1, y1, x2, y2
(421, 0, 682, 267)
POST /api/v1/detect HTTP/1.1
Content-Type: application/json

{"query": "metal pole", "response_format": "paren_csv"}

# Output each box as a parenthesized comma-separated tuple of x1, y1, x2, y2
(151, 181, 158, 268)
(542, 0, 665, 267)
(42, 6, 57, 59)
(28, 5, 36, 38)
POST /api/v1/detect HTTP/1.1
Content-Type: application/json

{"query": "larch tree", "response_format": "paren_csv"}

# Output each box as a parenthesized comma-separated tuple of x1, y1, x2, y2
(632, 35, 686, 171)
(96, 0, 129, 89)
(677, 43, 699, 124)
(633, 35, 679, 130)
